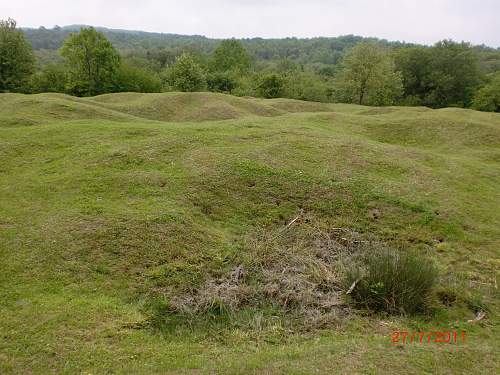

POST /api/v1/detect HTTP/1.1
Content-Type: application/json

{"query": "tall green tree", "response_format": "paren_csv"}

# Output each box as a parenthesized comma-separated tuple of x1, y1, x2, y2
(393, 46, 432, 105)
(166, 53, 206, 92)
(333, 43, 403, 106)
(60, 27, 120, 96)
(424, 40, 480, 108)
(472, 72, 500, 112)
(0, 18, 35, 92)
(395, 41, 481, 108)
(211, 40, 251, 73)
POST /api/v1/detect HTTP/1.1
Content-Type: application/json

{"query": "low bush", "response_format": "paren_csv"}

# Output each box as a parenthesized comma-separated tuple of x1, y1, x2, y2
(257, 73, 285, 98)
(345, 248, 437, 315)
(207, 72, 236, 93)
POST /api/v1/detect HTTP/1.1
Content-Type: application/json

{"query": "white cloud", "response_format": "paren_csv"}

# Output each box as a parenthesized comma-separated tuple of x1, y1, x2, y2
(1, 0, 499, 46)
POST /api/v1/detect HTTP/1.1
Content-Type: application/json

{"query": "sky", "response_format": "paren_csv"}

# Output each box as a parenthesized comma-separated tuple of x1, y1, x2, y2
(2, 0, 499, 47)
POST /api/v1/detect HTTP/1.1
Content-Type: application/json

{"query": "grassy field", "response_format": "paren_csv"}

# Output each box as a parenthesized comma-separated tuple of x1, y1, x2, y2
(0, 92, 499, 374)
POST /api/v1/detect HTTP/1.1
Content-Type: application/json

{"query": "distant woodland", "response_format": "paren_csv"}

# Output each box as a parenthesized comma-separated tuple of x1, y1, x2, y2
(1, 21, 499, 111)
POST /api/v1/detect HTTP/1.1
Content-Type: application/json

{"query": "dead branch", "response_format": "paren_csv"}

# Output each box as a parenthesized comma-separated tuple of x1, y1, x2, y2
(346, 278, 361, 295)
(467, 311, 486, 323)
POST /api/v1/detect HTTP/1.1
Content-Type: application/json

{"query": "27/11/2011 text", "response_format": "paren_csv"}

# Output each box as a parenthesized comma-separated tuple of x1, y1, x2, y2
(391, 330, 466, 345)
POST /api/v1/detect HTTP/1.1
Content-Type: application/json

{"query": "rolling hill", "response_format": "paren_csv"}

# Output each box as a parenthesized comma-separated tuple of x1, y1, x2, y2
(0, 92, 499, 374)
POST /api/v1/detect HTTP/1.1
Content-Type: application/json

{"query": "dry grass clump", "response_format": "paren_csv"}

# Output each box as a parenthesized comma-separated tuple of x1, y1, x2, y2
(148, 214, 371, 329)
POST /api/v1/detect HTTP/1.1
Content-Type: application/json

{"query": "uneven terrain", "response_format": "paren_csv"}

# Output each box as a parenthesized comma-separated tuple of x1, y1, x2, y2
(0, 92, 499, 374)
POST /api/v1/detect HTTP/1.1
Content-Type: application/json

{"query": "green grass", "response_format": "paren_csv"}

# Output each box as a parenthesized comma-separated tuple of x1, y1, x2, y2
(0, 92, 499, 374)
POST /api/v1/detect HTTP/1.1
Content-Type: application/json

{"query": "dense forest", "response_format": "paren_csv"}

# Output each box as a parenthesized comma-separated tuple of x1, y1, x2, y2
(1, 20, 499, 111)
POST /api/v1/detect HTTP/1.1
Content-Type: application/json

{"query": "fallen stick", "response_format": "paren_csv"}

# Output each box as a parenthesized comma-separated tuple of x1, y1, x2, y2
(467, 311, 486, 323)
(346, 278, 361, 295)
(285, 214, 301, 229)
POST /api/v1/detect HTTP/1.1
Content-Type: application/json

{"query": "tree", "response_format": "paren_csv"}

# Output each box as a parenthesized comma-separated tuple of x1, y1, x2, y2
(30, 63, 67, 93)
(394, 41, 481, 108)
(166, 53, 206, 92)
(472, 72, 500, 112)
(333, 42, 403, 106)
(112, 63, 162, 93)
(424, 40, 480, 108)
(60, 27, 120, 96)
(0, 18, 35, 92)
(211, 40, 251, 73)
(393, 46, 432, 105)
(257, 73, 285, 98)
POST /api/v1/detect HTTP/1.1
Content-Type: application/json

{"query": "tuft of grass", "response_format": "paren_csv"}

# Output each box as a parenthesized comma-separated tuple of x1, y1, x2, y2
(345, 248, 437, 315)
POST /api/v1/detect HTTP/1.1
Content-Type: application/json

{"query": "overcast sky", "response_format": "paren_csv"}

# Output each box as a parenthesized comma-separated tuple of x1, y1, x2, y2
(2, 0, 499, 47)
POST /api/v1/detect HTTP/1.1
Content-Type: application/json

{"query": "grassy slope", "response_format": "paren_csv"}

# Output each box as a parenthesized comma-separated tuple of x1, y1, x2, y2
(0, 93, 499, 374)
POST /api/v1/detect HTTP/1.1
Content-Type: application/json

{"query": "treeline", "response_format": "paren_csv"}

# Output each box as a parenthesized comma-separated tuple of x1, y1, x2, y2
(1, 19, 499, 112)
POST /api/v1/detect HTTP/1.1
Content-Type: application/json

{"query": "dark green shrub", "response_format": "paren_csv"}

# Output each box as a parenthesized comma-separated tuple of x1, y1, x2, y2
(257, 73, 285, 98)
(30, 63, 68, 93)
(345, 248, 437, 314)
(207, 72, 236, 93)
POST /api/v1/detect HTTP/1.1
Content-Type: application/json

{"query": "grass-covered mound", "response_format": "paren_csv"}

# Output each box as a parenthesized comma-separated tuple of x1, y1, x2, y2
(0, 92, 339, 126)
(0, 92, 499, 374)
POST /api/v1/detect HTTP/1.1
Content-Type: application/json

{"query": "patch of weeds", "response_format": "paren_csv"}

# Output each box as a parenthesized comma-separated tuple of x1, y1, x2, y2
(345, 247, 437, 315)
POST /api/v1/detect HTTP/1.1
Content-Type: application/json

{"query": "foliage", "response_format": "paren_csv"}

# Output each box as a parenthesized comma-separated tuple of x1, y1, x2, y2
(112, 63, 162, 93)
(165, 53, 206, 92)
(425, 40, 481, 107)
(29, 63, 67, 93)
(13, 24, 500, 110)
(228, 75, 257, 97)
(282, 71, 333, 102)
(257, 73, 285, 98)
(472, 72, 500, 112)
(395, 41, 481, 108)
(24, 27, 387, 67)
(333, 43, 403, 106)
(207, 72, 237, 93)
(60, 27, 121, 96)
(146, 48, 177, 69)
(211, 39, 251, 73)
(393, 46, 431, 106)
(345, 248, 437, 315)
(0, 18, 35, 92)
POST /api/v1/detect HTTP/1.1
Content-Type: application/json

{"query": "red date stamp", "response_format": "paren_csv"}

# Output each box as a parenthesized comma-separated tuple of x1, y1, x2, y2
(391, 330, 466, 345)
